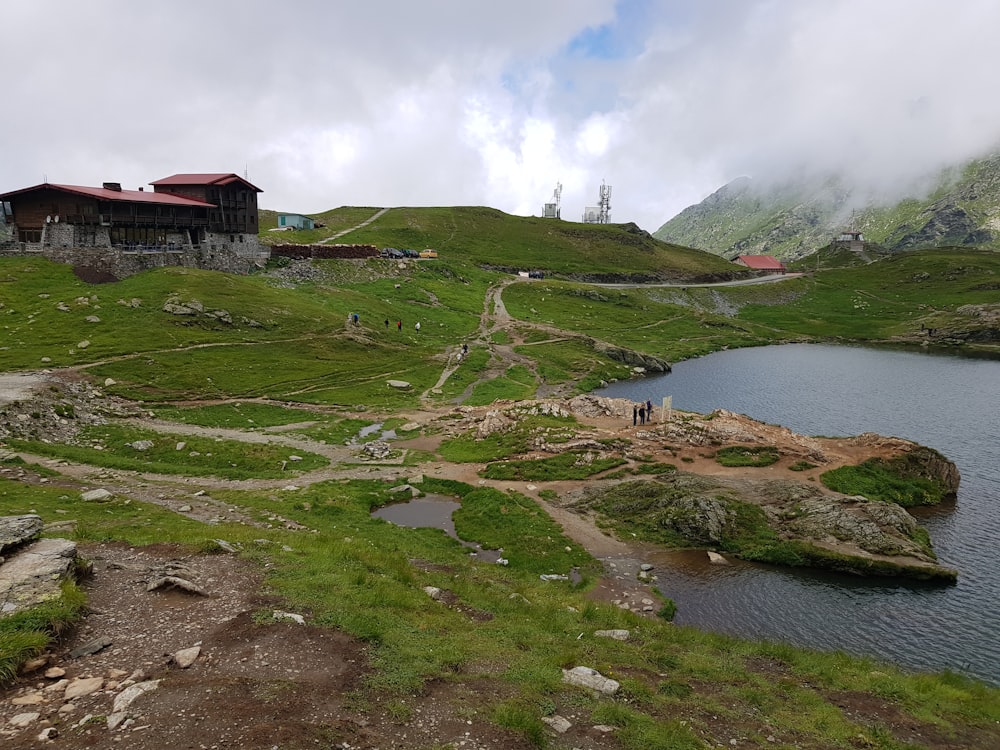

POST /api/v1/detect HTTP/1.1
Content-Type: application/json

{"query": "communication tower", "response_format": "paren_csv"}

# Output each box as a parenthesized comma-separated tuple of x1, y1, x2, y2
(542, 182, 562, 219)
(582, 180, 612, 223)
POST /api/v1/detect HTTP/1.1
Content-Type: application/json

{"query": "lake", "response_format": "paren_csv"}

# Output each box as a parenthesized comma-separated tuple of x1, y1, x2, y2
(599, 343, 1000, 686)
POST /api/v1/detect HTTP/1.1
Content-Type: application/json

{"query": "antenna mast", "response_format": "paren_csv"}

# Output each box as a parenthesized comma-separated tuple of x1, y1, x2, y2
(598, 181, 611, 224)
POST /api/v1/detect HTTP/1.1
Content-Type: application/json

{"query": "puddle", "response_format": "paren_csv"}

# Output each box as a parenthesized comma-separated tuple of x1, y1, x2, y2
(354, 423, 398, 442)
(372, 493, 502, 563)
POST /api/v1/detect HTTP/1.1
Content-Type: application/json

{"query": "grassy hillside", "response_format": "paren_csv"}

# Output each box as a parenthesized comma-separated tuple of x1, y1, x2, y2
(262, 205, 742, 280)
(3, 244, 1000, 747)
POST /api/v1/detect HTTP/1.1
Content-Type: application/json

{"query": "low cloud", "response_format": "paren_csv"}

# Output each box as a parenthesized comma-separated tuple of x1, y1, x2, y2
(2, 1, 998, 232)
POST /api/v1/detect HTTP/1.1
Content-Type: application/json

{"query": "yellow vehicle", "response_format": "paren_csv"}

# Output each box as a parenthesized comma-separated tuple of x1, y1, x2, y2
(419, 249, 438, 258)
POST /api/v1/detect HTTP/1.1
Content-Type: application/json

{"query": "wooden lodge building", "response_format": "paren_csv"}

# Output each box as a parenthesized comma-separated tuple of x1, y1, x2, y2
(0, 173, 261, 248)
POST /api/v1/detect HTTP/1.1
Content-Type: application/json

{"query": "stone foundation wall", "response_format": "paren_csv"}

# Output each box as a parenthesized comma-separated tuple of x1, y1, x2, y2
(0, 231, 269, 278)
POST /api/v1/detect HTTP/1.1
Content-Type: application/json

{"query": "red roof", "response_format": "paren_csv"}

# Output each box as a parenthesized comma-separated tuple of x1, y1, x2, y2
(0, 182, 215, 207)
(736, 255, 785, 270)
(150, 173, 262, 192)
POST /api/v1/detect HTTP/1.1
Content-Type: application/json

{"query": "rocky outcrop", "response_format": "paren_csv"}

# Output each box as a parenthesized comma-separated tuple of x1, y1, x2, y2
(593, 343, 671, 373)
(575, 475, 957, 581)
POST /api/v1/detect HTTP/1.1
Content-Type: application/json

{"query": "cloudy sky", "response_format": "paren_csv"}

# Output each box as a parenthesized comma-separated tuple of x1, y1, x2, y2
(3, 0, 999, 231)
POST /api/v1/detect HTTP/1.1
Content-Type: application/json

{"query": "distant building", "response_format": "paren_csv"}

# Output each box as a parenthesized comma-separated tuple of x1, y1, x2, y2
(835, 230, 866, 252)
(277, 213, 316, 230)
(734, 254, 786, 273)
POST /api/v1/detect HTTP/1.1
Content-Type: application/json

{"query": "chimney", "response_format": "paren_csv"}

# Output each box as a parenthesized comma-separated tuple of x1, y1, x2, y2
(138, 187, 144, 191)
(103, 182, 122, 191)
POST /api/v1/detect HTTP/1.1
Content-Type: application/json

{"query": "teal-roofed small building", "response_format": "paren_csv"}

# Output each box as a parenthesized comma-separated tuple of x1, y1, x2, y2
(278, 213, 315, 230)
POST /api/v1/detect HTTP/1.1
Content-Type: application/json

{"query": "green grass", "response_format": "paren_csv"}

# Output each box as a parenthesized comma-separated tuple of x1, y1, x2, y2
(821, 456, 953, 507)
(152, 402, 325, 429)
(438, 414, 580, 463)
(7, 424, 328, 480)
(715, 445, 781, 467)
(480, 451, 625, 481)
(0, 582, 86, 685)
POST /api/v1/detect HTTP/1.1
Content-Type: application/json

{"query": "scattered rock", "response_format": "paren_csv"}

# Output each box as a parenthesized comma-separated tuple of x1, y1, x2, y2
(80, 489, 113, 502)
(562, 666, 620, 695)
(273, 611, 306, 625)
(68, 636, 113, 659)
(542, 715, 572, 733)
(594, 629, 630, 641)
(146, 576, 208, 596)
(64, 676, 104, 700)
(172, 646, 201, 669)
(707, 550, 729, 564)
(9, 712, 40, 728)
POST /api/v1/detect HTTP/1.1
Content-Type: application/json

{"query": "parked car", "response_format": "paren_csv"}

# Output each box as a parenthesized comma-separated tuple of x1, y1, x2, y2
(380, 247, 404, 258)
(528, 270, 544, 279)
(401, 248, 420, 258)
(419, 249, 438, 258)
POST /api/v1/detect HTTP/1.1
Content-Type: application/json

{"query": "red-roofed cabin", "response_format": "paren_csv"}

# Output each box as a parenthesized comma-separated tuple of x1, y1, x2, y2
(0, 173, 260, 249)
(150, 173, 261, 235)
(734, 254, 786, 273)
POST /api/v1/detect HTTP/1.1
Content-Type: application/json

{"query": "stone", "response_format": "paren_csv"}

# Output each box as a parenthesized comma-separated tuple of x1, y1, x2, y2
(44, 667, 66, 679)
(128, 440, 154, 451)
(0, 514, 44, 554)
(80, 488, 113, 502)
(9, 712, 40, 728)
(37, 727, 58, 740)
(594, 629, 630, 641)
(12, 691, 44, 705)
(77, 340, 90, 349)
(147, 576, 207, 596)
(85, 315, 101, 323)
(173, 646, 201, 669)
(108, 679, 161, 730)
(542, 715, 572, 733)
(562, 666, 620, 695)
(64, 676, 104, 700)
(273, 610, 306, 625)
(0, 538, 77, 615)
(68, 636, 112, 659)
(707, 551, 729, 565)
(423, 586, 443, 601)
(176, 442, 186, 451)
(104, 378, 117, 386)
(178, 505, 192, 513)
(386, 380, 411, 389)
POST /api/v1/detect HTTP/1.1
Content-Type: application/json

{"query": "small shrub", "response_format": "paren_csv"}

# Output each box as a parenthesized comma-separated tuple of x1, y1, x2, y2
(789, 460, 817, 471)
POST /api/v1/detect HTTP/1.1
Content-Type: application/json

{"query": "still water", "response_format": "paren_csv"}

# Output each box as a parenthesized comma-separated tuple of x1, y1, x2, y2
(599, 343, 1000, 685)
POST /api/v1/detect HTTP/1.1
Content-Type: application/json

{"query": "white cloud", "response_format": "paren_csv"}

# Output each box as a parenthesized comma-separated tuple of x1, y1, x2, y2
(2, 0, 1000, 231)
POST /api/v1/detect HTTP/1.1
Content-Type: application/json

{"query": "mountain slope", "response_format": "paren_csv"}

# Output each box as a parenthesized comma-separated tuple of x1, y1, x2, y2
(654, 152, 1000, 260)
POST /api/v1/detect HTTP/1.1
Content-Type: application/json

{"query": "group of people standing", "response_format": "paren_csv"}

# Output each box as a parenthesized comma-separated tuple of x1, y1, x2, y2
(632, 399, 654, 426)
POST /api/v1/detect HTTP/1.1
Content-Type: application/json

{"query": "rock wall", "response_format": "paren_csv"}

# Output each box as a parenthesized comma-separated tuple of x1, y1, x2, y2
(0, 236, 267, 279)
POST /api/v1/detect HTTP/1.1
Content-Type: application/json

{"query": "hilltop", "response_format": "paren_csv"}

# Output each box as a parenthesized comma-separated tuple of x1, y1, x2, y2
(653, 151, 1000, 260)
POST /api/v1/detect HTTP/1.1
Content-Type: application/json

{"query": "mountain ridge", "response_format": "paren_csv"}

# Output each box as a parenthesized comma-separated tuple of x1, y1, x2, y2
(654, 151, 1000, 260)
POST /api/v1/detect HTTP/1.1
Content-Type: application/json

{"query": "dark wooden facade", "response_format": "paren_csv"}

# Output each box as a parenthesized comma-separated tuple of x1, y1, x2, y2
(1, 174, 262, 246)
(150, 174, 261, 235)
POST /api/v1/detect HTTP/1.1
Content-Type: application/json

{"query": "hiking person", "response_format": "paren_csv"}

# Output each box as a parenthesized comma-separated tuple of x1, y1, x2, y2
(633, 404, 638, 426)
(397, 320, 402, 331)
(385, 318, 390, 329)
(639, 405, 646, 425)
(646, 399, 653, 422)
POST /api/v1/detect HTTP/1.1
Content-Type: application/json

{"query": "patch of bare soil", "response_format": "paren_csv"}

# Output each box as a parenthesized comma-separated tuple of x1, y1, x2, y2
(0, 543, 544, 750)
